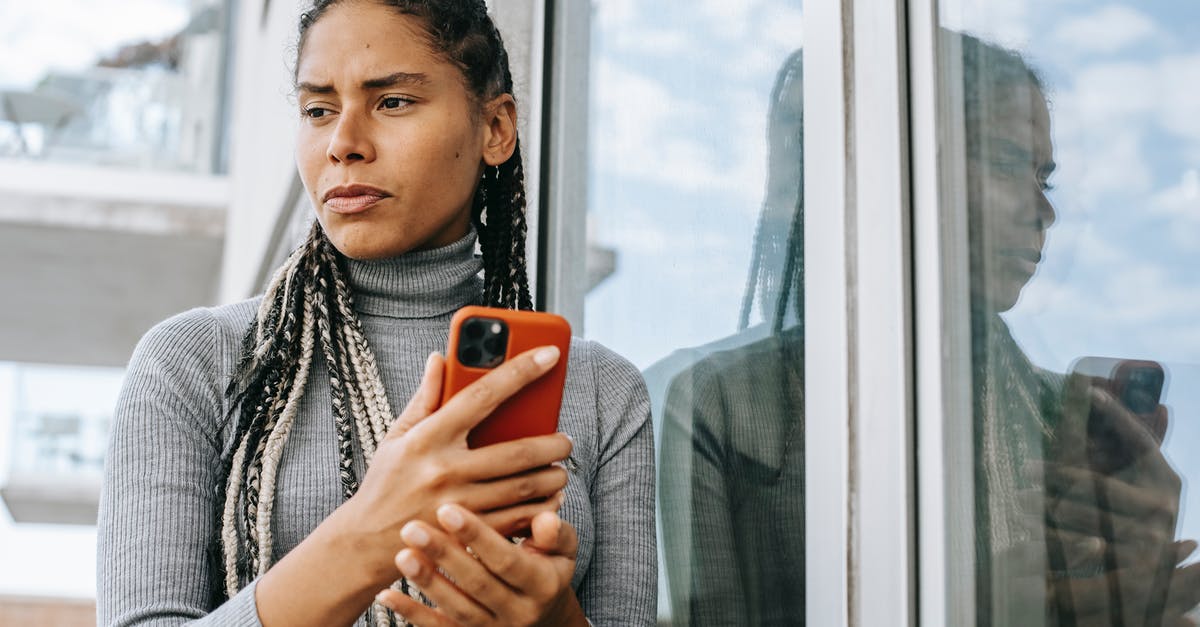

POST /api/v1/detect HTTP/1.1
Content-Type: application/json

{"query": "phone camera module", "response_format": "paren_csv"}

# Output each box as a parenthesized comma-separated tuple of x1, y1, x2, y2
(458, 317, 508, 368)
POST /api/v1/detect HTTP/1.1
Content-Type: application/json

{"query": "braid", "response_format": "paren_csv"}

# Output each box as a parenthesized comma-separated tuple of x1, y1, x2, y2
(216, 222, 409, 592)
(472, 141, 532, 310)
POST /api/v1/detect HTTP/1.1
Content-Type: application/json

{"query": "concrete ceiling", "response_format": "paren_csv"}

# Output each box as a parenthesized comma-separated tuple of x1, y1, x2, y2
(0, 222, 223, 368)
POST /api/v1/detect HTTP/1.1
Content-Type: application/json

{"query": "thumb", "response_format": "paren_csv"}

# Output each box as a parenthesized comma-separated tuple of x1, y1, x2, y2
(527, 510, 578, 559)
(385, 352, 444, 441)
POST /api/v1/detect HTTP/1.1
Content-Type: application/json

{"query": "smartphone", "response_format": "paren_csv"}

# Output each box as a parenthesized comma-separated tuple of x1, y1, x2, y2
(441, 305, 571, 449)
(1068, 356, 1169, 473)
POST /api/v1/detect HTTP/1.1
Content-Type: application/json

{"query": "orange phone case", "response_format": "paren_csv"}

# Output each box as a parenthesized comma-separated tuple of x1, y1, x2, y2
(441, 306, 571, 449)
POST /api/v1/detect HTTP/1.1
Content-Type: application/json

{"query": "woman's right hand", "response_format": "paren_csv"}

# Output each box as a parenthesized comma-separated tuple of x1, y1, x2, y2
(341, 346, 572, 586)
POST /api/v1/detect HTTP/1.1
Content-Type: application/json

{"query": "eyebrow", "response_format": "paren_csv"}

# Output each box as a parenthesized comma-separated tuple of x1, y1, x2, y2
(297, 71, 431, 94)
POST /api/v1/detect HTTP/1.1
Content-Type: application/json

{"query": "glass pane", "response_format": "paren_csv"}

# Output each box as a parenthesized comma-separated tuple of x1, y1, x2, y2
(937, 3, 1200, 624)
(583, 1, 805, 623)
(0, 0, 231, 173)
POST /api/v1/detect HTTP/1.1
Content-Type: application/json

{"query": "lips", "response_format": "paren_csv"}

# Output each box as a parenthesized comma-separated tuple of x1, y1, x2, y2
(322, 184, 391, 214)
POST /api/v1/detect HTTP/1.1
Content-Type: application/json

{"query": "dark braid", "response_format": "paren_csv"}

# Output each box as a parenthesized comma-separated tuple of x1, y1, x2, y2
(739, 49, 804, 332)
(214, 2, 532, 624)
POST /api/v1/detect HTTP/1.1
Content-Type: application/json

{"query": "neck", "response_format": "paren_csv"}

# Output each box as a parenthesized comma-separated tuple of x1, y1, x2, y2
(342, 229, 484, 319)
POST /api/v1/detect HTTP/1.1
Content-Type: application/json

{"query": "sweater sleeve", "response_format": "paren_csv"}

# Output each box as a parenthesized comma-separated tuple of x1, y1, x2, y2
(96, 308, 263, 627)
(576, 343, 657, 626)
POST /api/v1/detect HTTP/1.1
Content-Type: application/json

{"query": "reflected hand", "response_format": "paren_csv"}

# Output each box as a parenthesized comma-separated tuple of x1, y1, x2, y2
(377, 505, 588, 627)
(1034, 377, 1199, 623)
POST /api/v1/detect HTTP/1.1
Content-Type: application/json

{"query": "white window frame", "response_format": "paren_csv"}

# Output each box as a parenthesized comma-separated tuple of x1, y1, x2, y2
(539, 0, 925, 623)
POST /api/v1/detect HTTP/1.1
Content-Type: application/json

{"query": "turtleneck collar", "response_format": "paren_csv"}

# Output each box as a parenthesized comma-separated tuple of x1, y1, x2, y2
(343, 229, 484, 319)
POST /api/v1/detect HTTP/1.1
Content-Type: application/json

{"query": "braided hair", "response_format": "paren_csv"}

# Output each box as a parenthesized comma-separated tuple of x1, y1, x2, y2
(739, 49, 804, 334)
(212, 2, 531, 624)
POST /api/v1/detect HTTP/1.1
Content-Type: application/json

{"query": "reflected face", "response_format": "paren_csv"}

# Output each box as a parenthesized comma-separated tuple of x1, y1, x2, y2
(969, 82, 1057, 313)
(294, 1, 484, 259)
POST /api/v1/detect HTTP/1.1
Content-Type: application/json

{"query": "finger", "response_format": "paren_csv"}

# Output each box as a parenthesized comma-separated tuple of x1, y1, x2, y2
(1163, 563, 1200, 618)
(479, 492, 566, 537)
(1044, 462, 1178, 521)
(1175, 540, 1199, 565)
(374, 589, 458, 627)
(456, 434, 572, 481)
(460, 465, 569, 512)
(385, 352, 445, 442)
(528, 511, 578, 556)
(401, 519, 514, 614)
(1057, 373, 1104, 458)
(1046, 496, 1171, 552)
(393, 545, 494, 625)
(437, 503, 545, 593)
(423, 346, 560, 440)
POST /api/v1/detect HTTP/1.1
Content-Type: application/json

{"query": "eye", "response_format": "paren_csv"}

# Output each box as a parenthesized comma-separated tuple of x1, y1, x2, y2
(378, 95, 414, 111)
(303, 105, 334, 120)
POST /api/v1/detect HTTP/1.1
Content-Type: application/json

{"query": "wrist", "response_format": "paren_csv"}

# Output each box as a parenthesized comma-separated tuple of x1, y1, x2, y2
(325, 496, 404, 590)
(558, 589, 590, 627)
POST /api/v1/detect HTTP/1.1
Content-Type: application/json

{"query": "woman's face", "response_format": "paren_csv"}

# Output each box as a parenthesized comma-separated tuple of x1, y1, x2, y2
(295, 1, 502, 259)
(970, 81, 1057, 313)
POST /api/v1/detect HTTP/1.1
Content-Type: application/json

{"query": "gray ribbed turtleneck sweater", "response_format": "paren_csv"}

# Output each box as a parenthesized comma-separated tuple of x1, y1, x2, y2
(96, 232, 656, 626)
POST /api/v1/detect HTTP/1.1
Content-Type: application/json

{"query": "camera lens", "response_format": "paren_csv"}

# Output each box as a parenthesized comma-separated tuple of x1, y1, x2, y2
(459, 345, 483, 366)
(464, 319, 486, 340)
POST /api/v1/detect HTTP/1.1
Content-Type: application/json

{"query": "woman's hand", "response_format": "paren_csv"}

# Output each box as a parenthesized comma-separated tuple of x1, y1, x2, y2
(375, 505, 588, 627)
(339, 347, 573, 586)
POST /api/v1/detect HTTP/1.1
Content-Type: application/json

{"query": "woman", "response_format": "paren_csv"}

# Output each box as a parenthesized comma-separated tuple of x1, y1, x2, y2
(96, 1, 656, 625)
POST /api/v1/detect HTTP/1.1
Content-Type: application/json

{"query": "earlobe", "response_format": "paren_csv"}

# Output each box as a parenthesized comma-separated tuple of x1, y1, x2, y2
(482, 94, 518, 167)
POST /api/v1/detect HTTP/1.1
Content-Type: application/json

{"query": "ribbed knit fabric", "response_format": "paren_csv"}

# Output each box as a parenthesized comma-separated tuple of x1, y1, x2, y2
(96, 231, 657, 626)
(659, 328, 804, 626)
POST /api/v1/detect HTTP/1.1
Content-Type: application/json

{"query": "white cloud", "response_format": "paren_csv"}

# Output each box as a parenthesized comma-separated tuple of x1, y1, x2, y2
(591, 59, 769, 198)
(1051, 5, 1158, 55)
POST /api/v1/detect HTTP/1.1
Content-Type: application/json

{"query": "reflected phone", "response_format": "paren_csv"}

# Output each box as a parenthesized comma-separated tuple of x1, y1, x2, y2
(441, 306, 571, 449)
(1068, 356, 1169, 473)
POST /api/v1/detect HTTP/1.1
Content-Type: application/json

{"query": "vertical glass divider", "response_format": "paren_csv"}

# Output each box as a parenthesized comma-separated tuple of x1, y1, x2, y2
(909, 0, 976, 624)
(803, 0, 851, 623)
(849, 0, 917, 623)
(807, 0, 917, 623)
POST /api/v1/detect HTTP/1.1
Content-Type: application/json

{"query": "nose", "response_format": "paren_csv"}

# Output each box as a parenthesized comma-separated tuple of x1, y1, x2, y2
(327, 111, 376, 164)
(1036, 184, 1057, 231)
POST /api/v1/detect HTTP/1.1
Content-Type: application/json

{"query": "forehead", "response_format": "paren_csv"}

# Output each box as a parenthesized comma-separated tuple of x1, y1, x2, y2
(296, 2, 450, 84)
(986, 83, 1052, 157)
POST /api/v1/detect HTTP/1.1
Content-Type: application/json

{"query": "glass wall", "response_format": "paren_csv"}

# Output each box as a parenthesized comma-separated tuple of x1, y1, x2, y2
(0, 0, 231, 173)
(582, 1, 805, 623)
(936, 2, 1200, 624)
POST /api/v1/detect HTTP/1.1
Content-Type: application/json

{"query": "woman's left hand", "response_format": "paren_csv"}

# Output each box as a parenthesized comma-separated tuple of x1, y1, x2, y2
(376, 504, 589, 627)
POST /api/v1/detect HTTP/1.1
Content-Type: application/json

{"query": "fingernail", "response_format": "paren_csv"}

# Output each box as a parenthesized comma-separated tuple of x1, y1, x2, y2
(397, 550, 422, 578)
(375, 591, 394, 610)
(401, 523, 430, 548)
(533, 346, 560, 366)
(557, 491, 567, 507)
(438, 504, 465, 531)
(425, 352, 438, 375)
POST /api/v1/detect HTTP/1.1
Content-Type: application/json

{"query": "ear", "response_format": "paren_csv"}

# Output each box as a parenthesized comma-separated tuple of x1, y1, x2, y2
(481, 94, 518, 167)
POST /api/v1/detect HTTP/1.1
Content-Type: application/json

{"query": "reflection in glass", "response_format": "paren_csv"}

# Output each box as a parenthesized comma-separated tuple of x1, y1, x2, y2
(946, 27, 1200, 626)
(583, 1, 805, 622)
(659, 50, 804, 626)
(0, 0, 230, 173)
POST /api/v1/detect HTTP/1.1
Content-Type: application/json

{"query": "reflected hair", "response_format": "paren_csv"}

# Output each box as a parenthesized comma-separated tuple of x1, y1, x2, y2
(739, 48, 804, 334)
(212, 2, 530, 625)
